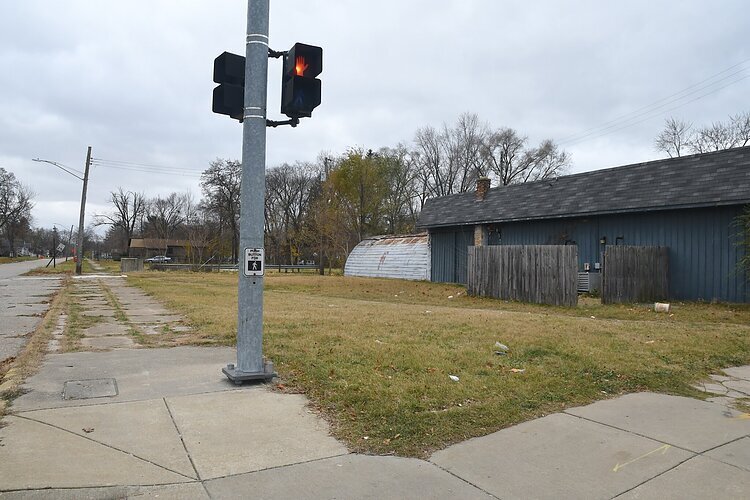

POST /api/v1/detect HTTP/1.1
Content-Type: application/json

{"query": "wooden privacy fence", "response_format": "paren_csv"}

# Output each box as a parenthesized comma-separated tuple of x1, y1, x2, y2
(467, 245, 578, 307)
(602, 245, 669, 304)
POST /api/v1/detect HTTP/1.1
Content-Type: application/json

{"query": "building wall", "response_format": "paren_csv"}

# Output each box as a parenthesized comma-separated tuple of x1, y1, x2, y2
(430, 227, 474, 284)
(429, 205, 748, 302)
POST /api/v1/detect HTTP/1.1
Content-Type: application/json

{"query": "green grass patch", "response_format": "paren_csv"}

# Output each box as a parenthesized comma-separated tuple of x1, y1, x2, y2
(64, 300, 104, 351)
(127, 272, 750, 457)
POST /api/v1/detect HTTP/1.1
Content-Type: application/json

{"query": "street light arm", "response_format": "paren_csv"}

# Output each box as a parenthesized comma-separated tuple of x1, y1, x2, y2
(32, 158, 84, 181)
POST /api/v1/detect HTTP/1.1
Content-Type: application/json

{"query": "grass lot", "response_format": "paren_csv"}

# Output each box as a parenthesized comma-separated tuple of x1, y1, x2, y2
(126, 272, 750, 457)
(24, 258, 90, 275)
(0, 256, 36, 264)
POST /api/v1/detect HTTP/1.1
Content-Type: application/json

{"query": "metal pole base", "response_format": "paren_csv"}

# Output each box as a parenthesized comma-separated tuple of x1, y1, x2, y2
(222, 360, 276, 385)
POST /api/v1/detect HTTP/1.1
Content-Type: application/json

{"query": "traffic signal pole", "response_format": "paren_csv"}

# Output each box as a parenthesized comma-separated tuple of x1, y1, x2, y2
(223, 0, 275, 383)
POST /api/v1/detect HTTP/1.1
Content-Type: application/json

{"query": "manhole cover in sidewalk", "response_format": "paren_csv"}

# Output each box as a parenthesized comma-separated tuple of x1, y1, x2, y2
(63, 378, 119, 400)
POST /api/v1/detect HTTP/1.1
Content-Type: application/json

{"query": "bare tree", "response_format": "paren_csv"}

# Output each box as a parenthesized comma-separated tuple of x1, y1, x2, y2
(448, 112, 490, 190)
(94, 188, 147, 256)
(413, 114, 491, 198)
(0, 168, 33, 257)
(731, 111, 750, 147)
(0, 168, 34, 242)
(482, 128, 569, 186)
(145, 192, 188, 253)
(265, 162, 316, 264)
(200, 159, 242, 263)
(482, 127, 527, 186)
(527, 140, 571, 182)
(690, 121, 738, 153)
(379, 145, 420, 234)
(414, 125, 452, 197)
(655, 117, 692, 157)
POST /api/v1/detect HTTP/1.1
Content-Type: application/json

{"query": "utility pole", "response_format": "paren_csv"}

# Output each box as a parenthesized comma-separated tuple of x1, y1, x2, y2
(75, 146, 91, 275)
(52, 227, 57, 268)
(67, 225, 74, 260)
(222, 0, 275, 383)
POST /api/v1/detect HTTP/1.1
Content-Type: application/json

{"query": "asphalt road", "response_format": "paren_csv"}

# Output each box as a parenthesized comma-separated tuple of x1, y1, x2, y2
(0, 259, 62, 364)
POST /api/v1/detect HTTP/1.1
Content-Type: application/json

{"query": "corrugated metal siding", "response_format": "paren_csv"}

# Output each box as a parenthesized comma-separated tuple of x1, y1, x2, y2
(430, 227, 474, 284)
(344, 234, 430, 281)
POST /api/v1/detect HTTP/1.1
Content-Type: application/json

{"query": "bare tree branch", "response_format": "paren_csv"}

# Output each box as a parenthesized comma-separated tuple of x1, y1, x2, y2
(655, 117, 692, 158)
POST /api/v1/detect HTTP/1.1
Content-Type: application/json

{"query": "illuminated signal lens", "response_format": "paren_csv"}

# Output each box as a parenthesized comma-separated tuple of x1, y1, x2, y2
(295, 56, 308, 76)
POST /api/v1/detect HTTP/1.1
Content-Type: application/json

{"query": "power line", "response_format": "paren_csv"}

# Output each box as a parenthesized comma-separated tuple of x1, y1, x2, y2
(557, 59, 750, 146)
(560, 72, 750, 147)
(90, 157, 204, 178)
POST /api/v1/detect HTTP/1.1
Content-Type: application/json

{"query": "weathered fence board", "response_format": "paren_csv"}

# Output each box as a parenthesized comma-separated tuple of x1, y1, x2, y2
(467, 245, 578, 307)
(602, 246, 669, 304)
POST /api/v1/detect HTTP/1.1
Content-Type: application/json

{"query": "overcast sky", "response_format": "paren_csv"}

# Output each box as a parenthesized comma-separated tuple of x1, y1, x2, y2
(1, 1, 748, 233)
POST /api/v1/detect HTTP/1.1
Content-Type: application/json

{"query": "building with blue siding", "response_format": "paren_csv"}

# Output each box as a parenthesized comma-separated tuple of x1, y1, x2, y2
(417, 147, 750, 302)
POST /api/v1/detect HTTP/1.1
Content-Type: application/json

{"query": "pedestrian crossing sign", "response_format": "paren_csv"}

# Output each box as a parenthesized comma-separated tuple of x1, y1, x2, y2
(244, 248, 264, 277)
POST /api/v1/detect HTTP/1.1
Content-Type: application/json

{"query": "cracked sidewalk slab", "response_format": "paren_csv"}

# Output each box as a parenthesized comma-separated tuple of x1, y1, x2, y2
(0, 483, 208, 500)
(204, 454, 494, 499)
(165, 389, 348, 480)
(0, 349, 348, 489)
(16, 399, 198, 479)
(11, 347, 238, 411)
(0, 416, 192, 490)
(431, 412, 693, 500)
(565, 392, 750, 453)
(616, 455, 750, 499)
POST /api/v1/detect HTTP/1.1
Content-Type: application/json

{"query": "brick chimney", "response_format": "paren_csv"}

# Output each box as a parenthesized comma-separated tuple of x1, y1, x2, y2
(475, 177, 491, 201)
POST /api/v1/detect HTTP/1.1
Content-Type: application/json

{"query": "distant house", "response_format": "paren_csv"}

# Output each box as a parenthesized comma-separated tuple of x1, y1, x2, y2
(417, 147, 750, 303)
(128, 238, 205, 263)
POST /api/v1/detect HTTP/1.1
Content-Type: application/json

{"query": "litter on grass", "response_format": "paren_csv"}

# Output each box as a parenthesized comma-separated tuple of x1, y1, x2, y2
(494, 342, 509, 351)
(509, 368, 525, 373)
(449, 375, 460, 382)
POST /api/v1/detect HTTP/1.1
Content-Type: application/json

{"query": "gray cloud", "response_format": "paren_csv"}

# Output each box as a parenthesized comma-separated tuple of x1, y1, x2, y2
(1, 0, 747, 230)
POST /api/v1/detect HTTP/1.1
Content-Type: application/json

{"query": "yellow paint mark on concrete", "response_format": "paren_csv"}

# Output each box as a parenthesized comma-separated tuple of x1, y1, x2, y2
(612, 444, 671, 472)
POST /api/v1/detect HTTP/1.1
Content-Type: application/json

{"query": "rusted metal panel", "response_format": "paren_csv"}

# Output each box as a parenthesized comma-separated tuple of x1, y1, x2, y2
(344, 234, 430, 281)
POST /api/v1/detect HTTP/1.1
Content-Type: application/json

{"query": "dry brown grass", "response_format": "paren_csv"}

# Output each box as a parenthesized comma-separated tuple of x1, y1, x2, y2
(24, 259, 93, 275)
(127, 271, 750, 457)
(0, 257, 37, 265)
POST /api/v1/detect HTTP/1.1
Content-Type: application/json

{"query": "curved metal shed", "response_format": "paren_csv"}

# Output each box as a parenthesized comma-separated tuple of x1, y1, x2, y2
(344, 233, 430, 281)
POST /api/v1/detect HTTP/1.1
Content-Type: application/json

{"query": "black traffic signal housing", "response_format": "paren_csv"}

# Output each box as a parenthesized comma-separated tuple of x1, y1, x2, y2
(281, 43, 322, 119)
(212, 51, 246, 121)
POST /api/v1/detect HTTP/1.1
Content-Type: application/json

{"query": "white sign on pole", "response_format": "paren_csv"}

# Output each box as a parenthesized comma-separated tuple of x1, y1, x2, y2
(243, 248, 264, 277)
(56, 243, 66, 253)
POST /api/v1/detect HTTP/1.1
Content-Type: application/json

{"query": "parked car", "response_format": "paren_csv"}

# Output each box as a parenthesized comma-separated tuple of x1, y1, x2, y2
(145, 255, 172, 263)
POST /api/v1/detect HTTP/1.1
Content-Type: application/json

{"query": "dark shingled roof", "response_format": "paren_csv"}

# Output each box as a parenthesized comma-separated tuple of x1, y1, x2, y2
(417, 147, 750, 229)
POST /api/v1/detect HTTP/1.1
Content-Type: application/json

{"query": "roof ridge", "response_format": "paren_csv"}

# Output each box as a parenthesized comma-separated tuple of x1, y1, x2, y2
(418, 146, 750, 228)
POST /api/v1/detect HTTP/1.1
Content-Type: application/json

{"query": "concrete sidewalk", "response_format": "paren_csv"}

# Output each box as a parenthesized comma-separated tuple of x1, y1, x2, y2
(2, 346, 748, 499)
(0, 276, 749, 498)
